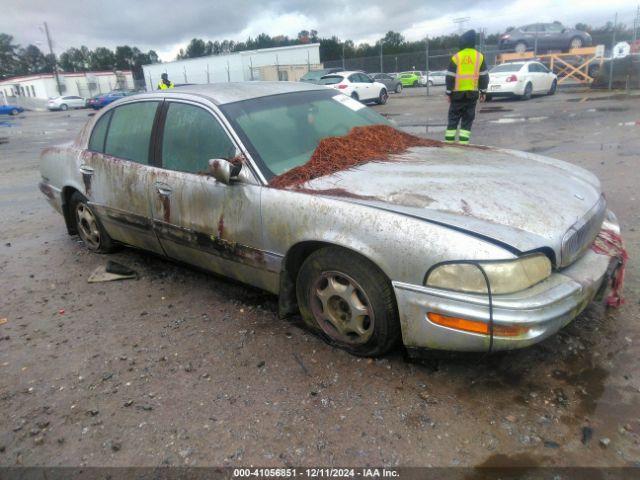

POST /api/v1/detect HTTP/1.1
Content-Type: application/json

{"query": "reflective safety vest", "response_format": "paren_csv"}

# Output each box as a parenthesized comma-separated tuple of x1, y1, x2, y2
(451, 48, 483, 92)
(157, 81, 175, 90)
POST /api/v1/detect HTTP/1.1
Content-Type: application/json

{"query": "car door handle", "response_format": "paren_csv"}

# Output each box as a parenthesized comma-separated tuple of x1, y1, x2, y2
(79, 165, 94, 175)
(155, 183, 172, 196)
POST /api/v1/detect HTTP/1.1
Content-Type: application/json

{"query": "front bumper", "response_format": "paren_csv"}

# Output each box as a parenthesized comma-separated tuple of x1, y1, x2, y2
(394, 231, 619, 352)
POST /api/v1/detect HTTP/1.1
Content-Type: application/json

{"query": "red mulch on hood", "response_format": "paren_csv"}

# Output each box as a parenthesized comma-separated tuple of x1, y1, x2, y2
(268, 124, 443, 189)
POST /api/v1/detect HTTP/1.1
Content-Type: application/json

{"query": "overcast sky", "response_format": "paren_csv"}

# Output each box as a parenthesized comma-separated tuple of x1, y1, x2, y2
(1, 0, 636, 61)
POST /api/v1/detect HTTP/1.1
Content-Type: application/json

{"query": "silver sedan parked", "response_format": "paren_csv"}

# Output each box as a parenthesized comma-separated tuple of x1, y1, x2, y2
(39, 82, 621, 357)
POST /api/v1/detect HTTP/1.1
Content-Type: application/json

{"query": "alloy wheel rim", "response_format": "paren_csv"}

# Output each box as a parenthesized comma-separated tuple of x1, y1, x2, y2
(310, 271, 374, 345)
(76, 203, 101, 249)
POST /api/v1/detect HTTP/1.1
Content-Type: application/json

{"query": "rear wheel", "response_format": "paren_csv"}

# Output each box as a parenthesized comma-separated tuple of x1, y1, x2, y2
(395, 83, 402, 94)
(377, 88, 388, 105)
(60, 104, 68, 111)
(514, 42, 527, 53)
(296, 247, 401, 357)
(70, 192, 116, 253)
(521, 82, 533, 100)
(412, 80, 419, 87)
(350, 91, 359, 101)
(548, 79, 557, 95)
(10, 108, 19, 115)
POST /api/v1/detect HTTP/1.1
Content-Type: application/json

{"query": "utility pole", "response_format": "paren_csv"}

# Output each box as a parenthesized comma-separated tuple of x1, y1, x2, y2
(43, 22, 62, 95)
(633, 4, 639, 43)
(342, 43, 346, 70)
(608, 12, 618, 91)
(379, 41, 384, 73)
(452, 17, 470, 34)
(425, 37, 430, 97)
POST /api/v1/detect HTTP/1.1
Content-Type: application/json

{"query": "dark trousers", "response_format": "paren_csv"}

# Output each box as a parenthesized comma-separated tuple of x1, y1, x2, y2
(445, 92, 478, 144)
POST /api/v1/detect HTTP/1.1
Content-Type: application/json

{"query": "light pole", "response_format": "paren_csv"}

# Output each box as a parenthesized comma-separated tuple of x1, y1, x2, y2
(342, 43, 346, 70)
(379, 40, 384, 73)
(425, 37, 430, 96)
(43, 22, 62, 95)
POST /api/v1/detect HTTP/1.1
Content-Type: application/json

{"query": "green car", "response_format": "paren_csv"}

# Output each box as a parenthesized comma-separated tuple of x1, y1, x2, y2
(398, 71, 425, 87)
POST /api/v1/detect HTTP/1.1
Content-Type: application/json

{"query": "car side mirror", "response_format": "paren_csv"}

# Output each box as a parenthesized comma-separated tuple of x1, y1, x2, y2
(208, 158, 242, 184)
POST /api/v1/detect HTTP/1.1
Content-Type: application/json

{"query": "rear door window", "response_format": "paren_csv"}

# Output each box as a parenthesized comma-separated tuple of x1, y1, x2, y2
(104, 101, 159, 164)
(161, 102, 237, 174)
(88, 110, 113, 153)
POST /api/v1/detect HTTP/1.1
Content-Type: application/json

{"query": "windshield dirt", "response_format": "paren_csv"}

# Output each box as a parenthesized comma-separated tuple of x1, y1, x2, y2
(221, 90, 392, 177)
(268, 124, 442, 189)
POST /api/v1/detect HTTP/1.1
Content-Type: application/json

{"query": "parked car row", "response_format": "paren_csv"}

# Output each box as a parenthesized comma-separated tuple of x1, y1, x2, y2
(0, 104, 24, 115)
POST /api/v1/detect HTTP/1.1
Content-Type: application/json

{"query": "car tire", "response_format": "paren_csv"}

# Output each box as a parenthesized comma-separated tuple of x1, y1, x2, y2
(10, 108, 19, 116)
(377, 88, 388, 105)
(514, 42, 527, 53)
(350, 92, 359, 102)
(296, 246, 401, 357)
(69, 192, 116, 253)
(485, 94, 493, 101)
(521, 82, 533, 100)
(569, 37, 583, 50)
(548, 79, 557, 95)
(427, 80, 434, 87)
(412, 80, 419, 87)
(60, 104, 68, 111)
(395, 83, 402, 94)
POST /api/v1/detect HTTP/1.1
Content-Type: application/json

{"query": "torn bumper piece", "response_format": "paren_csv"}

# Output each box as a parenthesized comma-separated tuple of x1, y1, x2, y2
(394, 247, 616, 352)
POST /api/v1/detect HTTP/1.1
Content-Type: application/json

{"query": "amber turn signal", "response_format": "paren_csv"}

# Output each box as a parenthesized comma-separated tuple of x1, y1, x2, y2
(427, 312, 529, 337)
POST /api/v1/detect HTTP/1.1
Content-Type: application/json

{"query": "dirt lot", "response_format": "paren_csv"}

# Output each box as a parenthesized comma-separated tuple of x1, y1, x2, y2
(1, 87, 639, 468)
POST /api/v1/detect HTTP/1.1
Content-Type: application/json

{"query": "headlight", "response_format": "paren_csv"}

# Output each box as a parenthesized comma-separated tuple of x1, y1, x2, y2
(425, 254, 552, 294)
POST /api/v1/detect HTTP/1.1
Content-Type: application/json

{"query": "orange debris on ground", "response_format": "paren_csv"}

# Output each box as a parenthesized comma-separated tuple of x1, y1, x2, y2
(269, 125, 443, 189)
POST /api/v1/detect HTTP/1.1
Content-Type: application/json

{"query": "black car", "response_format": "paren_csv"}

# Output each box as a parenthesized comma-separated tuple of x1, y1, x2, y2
(499, 22, 592, 53)
(300, 68, 343, 84)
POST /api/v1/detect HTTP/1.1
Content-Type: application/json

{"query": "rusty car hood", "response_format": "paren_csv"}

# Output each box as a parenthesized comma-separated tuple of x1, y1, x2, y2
(301, 145, 603, 260)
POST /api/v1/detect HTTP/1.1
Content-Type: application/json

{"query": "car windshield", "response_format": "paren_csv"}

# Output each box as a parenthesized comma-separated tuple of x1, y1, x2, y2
(220, 90, 391, 178)
(491, 64, 523, 73)
(317, 75, 343, 85)
(301, 70, 329, 81)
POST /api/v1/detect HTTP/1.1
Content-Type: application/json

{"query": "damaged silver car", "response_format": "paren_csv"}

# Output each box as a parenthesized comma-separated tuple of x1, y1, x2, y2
(39, 82, 623, 357)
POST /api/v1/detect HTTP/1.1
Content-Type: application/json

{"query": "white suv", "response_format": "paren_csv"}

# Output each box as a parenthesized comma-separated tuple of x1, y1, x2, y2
(487, 61, 557, 100)
(318, 71, 389, 104)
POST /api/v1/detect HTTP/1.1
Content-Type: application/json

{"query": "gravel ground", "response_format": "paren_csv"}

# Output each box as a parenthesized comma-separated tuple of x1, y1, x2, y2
(1, 87, 639, 468)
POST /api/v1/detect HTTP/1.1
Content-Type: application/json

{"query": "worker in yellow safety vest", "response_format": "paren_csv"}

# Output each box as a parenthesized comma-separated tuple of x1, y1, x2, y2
(444, 30, 489, 145)
(157, 73, 175, 90)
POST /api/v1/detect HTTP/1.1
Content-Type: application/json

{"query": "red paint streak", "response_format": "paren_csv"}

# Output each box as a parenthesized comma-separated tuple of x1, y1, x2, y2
(217, 214, 224, 238)
(269, 125, 443, 189)
(160, 195, 171, 222)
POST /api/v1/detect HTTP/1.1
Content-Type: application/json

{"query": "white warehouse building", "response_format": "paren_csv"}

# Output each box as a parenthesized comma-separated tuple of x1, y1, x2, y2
(0, 71, 134, 101)
(142, 43, 321, 90)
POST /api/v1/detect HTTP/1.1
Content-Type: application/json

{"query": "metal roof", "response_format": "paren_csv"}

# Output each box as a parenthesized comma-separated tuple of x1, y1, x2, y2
(152, 81, 328, 105)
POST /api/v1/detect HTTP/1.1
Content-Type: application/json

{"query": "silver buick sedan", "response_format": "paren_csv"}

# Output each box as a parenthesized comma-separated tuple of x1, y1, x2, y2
(39, 82, 621, 357)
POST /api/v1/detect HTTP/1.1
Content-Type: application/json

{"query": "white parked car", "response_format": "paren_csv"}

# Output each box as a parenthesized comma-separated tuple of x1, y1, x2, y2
(318, 71, 389, 104)
(425, 71, 447, 86)
(47, 95, 86, 111)
(487, 61, 557, 100)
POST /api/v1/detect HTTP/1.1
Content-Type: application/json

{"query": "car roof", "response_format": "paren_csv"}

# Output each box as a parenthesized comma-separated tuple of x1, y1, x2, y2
(132, 81, 328, 105)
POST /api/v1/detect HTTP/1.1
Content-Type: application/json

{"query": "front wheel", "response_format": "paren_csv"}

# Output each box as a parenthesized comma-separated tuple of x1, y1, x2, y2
(70, 192, 116, 253)
(296, 247, 401, 357)
(548, 79, 557, 95)
(427, 80, 434, 87)
(395, 83, 402, 94)
(377, 88, 388, 105)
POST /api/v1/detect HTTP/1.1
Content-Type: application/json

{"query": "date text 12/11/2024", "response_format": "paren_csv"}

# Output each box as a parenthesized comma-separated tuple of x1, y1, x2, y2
(233, 468, 400, 478)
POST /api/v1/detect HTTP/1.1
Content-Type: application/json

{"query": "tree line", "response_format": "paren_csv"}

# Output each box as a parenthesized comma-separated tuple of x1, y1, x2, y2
(0, 33, 159, 80)
(1, 21, 634, 81)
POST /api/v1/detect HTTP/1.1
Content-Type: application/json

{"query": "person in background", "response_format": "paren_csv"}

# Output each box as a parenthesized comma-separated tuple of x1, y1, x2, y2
(444, 29, 489, 145)
(157, 73, 175, 90)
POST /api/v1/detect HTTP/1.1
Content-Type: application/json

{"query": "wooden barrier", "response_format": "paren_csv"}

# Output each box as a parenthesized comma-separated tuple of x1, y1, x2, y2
(497, 46, 605, 84)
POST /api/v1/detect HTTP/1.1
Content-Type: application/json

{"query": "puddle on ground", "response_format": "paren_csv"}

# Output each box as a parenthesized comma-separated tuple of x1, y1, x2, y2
(0, 137, 8, 144)
(490, 116, 548, 124)
(586, 106, 630, 112)
(479, 106, 513, 113)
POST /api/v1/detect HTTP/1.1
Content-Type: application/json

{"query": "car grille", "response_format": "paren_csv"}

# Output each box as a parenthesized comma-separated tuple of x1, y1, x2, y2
(560, 196, 606, 267)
